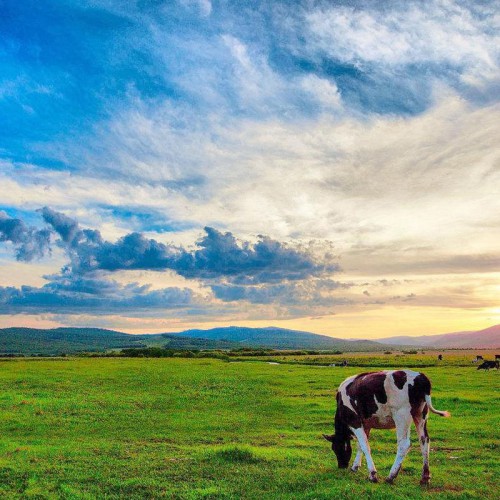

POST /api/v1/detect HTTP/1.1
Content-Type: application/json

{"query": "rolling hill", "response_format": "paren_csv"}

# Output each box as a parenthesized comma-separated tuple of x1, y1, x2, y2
(0, 325, 396, 355)
(8, 323, 492, 355)
(377, 324, 500, 349)
(166, 326, 391, 351)
(0, 327, 151, 355)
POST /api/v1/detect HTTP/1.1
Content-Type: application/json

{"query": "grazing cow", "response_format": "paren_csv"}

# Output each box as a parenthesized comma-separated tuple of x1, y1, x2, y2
(477, 360, 499, 370)
(323, 370, 450, 485)
(438, 354, 443, 361)
(476, 355, 484, 361)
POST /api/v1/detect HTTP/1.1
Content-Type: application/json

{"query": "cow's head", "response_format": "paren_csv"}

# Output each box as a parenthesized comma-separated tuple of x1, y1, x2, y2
(323, 433, 352, 468)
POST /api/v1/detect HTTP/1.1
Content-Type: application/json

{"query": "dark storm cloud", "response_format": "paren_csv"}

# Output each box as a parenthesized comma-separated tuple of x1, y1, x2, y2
(0, 212, 51, 261)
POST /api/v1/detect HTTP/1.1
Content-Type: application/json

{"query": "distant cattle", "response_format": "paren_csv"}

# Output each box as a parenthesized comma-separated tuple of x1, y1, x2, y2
(437, 355, 443, 361)
(324, 370, 450, 485)
(476, 355, 484, 361)
(495, 355, 500, 360)
(477, 361, 499, 370)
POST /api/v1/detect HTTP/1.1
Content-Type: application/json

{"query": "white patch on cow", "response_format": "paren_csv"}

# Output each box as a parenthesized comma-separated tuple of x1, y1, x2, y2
(337, 375, 357, 412)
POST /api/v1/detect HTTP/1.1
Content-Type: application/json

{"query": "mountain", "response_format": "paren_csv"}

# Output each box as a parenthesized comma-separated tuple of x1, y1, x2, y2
(166, 326, 390, 351)
(378, 325, 500, 349)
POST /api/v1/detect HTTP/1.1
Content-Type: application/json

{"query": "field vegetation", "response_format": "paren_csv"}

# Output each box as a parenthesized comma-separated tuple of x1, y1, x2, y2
(0, 355, 498, 499)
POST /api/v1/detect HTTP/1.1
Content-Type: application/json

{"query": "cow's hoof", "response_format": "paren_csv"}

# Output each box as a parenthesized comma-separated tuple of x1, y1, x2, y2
(420, 478, 430, 486)
(385, 477, 395, 484)
(368, 472, 379, 483)
(351, 465, 359, 473)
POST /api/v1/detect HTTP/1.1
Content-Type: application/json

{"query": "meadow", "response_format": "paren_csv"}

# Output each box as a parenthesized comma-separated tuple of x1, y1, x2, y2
(0, 355, 498, 499)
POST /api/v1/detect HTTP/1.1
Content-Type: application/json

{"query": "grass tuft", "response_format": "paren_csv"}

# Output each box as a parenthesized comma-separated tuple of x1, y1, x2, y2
(212, 446, 262, 463)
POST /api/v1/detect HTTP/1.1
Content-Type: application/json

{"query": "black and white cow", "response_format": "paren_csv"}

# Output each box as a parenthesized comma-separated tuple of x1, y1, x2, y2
(477, 360, 499, 370)
(323, 370, 450, 485)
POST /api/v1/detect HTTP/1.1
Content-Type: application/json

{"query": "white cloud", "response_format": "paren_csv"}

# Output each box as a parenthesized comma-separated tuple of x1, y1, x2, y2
(305, 0, 499, 86)
(300, 74, 342, 109)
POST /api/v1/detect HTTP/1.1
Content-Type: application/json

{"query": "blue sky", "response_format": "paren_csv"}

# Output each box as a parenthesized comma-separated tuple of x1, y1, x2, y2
(1, 0, 499, 336)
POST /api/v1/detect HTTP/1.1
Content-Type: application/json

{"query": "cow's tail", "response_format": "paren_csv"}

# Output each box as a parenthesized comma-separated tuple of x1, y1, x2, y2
(425, 394, 451, 417)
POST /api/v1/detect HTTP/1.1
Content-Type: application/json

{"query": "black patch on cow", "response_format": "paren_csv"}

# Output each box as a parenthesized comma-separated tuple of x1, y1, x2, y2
(392, 370, 407, 390)
(346, 372, 387, 419)
(335, 392, 360, 432)
(408, 373, 431, 418)
(331, 392, 354, 468)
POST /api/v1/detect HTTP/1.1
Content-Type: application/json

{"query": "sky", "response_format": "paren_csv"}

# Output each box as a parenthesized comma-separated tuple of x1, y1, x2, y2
(0, 0, 499, 338)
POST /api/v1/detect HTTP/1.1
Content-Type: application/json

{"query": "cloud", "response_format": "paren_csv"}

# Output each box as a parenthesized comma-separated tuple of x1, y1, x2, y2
(0, 274, 193, 315)
(304, 1, 499, 92)
(211, 278, 349, 306)
(0, 211, 51, 261)
(0, 208, 342, 317)
(36, 208, 336, 282)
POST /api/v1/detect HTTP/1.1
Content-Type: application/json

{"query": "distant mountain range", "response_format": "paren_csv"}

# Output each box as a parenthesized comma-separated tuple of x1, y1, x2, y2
(165, 326, 387, 351)
(377, 324, 500, 349)
(0, 323, 498, 356)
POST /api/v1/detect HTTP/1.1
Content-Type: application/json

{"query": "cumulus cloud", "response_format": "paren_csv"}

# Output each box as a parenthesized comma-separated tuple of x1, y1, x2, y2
(0, 212, 51, 261)
(0, 208, 341, 316)
(37, 208, 336, 282)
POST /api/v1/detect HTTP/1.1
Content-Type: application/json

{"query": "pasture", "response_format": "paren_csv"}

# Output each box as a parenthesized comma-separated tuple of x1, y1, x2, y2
(0, 356, 498, 499)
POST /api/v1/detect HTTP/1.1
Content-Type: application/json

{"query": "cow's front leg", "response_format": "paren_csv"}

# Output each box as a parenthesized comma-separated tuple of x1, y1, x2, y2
(351, 427, 378, 482)
(414, 415, 431, 485)
(386, 411, 412, 484)
(351, 441, 362, 472)
(351, 428, 370, 472)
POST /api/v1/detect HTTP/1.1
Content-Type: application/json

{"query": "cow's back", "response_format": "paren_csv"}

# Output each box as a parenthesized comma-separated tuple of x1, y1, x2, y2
(337, 370, 430, 429)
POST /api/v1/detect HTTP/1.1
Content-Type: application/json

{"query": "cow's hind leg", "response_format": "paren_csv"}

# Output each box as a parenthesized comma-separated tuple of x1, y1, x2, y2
(414, 408, 431, 485)
(351, 427, 378, 482)
(386, 410, 412, 484)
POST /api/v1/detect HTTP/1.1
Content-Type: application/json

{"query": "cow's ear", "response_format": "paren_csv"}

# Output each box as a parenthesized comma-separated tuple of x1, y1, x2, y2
(323, 434, 335, 442)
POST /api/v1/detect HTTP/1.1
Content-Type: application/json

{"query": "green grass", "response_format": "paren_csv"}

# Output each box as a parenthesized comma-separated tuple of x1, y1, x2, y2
(0, 357, 498, 499)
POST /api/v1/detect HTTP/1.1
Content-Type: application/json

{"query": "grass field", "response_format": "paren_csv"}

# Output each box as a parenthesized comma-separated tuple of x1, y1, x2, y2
(0, 356, 498, 499)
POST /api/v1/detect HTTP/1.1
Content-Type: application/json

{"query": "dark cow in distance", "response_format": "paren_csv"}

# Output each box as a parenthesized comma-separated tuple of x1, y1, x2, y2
(323, 370, 450, 485)
(477, 360, 499, 370)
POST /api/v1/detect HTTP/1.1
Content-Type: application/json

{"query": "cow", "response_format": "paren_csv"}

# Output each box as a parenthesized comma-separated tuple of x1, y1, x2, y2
(477, 360, 499, 370)
(495, 355, 500, 360)
(476, 355, 484, 361)
(437, 354, 443, 361)
(323, 370, 450, 485)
